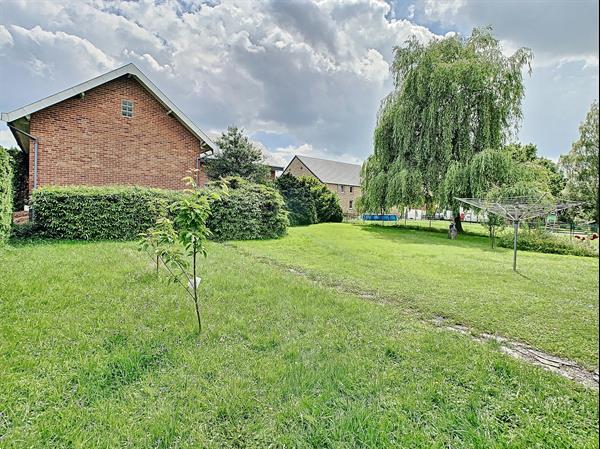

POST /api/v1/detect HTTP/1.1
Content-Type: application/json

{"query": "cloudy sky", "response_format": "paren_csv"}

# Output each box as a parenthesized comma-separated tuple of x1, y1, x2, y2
(0, 0, 598, 167)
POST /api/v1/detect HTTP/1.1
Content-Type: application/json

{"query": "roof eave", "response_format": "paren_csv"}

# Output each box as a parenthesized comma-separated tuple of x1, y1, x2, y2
(1, 63, 219, 153)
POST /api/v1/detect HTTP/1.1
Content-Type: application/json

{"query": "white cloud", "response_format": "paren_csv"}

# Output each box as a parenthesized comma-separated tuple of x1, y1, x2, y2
(0, 25, 13, 48)
(0, 0, 439, 160)
(0, 0, 596, 162)
(0, 128, 17, 149)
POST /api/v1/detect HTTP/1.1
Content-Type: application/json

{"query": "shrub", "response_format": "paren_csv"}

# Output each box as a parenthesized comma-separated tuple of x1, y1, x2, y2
(497, 229, 597, 257)
(0, 147, 13, 244)
(275, 173, 317, 226)
(7, 147, 28, 211)
(207, 177, 288, 240)
(11, 222, 38, 240)
(299, 176, 343, 223)
(31, 186, 182, 240)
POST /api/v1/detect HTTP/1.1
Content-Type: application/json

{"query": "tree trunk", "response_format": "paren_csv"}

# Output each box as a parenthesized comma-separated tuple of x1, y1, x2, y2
(192, 240, 201, 334)
(454, 214, 464, 233)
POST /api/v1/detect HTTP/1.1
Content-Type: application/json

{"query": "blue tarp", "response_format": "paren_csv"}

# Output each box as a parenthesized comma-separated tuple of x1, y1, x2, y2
(362, 214, 398, 222)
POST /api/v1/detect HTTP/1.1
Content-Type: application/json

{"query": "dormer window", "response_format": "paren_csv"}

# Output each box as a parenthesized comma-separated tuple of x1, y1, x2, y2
(121, 100, 134, 117)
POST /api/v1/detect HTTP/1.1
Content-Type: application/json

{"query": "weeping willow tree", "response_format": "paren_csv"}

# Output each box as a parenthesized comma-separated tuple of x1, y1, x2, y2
(362, 27, 533, 231)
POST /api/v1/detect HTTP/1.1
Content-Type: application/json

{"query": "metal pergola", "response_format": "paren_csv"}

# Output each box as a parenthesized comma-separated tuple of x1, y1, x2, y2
(456, 196, 582, 271)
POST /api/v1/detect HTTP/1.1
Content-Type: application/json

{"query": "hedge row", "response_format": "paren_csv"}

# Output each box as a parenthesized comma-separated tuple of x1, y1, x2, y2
(497, 229, 598, 257)
(28, 180, 288, 241)
(7, 148, 28, 211)
(0, 147, 13, 244)
(31, 186, 182, 240)
(207, 177, 288, 241)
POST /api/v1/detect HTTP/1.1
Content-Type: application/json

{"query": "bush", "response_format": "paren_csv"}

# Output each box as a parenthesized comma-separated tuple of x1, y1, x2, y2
(207, 177, 288, 241)
(31, 186, 182, 240)
(497, 229, 597, 257)
(299, 176, 343, 223)
(0, 147, 13, 244)
(11, 221, 38, 240)
(7, 147, 28, 211)
(275, 174, 317, 226)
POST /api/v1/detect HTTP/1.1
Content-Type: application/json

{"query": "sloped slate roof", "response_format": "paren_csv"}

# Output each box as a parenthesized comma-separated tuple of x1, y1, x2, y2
(1, 63, 218, 153)
(296, 155, 361, 186)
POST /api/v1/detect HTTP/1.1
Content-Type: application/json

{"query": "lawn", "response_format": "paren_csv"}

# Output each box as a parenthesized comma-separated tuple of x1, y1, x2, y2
(0, 240, 598, 447)
(237, 223, 599, 370)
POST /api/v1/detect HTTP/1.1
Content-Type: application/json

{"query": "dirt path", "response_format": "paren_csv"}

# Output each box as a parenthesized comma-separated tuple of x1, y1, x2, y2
(230, 244, 599, 389)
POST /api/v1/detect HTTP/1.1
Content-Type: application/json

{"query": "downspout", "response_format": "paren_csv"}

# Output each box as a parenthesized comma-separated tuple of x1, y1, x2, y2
(8, 124, 39, 190)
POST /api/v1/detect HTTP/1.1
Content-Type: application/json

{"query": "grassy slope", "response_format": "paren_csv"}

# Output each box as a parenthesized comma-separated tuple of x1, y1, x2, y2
(238, 223, 599, 370)
(0, 241, 597, 448)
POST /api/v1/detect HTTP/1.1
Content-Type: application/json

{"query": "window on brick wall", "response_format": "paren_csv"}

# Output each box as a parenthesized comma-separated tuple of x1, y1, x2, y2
(349, 200, 353, 209)
(121, 100, 134, 117)
(349, 186, 353, 193)
(340, 185, 345, 193)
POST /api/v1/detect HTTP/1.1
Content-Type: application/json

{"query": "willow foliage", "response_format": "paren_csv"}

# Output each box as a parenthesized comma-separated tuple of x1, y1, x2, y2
(364, 27, 533, 214)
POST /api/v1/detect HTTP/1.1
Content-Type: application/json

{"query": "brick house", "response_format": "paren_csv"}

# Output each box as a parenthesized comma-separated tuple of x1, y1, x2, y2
(282, 155, 362, 214)
(1, 64, 219, 201)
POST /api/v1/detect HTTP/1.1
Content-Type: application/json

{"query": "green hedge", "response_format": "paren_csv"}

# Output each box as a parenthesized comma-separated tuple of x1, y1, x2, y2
(207, 177, 288, 241)
(275, 173, 317, 226)
(0, 147, 13, 244)
(28, 181, 288, 242)
(31, 186, 181, 240)
(498, 229, 598, 257)
(7, 147, 28, 211)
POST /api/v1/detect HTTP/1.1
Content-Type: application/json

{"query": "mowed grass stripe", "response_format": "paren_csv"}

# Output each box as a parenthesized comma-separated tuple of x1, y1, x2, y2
(238, 223, 599, 370)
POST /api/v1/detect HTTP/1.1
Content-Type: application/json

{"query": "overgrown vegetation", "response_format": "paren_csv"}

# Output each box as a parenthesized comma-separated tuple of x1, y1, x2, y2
(6, 146, 28, 211)
(30, 185, 181, 240)
(0, 146, 13, 244)
(206, 177, 288, 241)
(497, 228, 598, 257)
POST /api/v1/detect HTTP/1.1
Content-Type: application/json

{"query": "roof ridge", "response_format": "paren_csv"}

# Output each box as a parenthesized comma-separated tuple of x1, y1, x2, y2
(297, 154, 362, 167)
(1, 63, 218, 153)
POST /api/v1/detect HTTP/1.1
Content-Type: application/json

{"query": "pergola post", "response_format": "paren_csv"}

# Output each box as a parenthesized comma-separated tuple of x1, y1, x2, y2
(513, 220, 519, 271)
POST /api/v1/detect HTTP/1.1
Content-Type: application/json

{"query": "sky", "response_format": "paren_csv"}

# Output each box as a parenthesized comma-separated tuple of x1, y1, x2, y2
(0, 0, 598, 167)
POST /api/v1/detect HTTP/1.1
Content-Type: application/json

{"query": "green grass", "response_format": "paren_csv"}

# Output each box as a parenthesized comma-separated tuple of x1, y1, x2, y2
(237, 223, 599, 370)
(0, 240, 597, 447)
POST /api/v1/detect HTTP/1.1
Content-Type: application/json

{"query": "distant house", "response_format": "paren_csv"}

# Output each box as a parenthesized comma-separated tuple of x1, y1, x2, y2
(283, 155, 362, 213)
(1, 64, 219, 199)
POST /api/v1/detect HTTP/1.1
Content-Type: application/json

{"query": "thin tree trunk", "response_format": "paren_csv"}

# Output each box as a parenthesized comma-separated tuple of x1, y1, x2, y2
(192, 240, 201, 334)
(454, 214, 464, 233)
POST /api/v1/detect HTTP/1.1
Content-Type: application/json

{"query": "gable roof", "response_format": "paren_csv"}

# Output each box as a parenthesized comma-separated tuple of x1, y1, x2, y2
(1, 63, 218, 153)
(289, 155, 362, 186)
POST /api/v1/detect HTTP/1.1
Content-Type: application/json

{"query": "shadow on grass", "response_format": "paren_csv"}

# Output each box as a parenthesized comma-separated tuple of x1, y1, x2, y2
(354, 223, 501, 253)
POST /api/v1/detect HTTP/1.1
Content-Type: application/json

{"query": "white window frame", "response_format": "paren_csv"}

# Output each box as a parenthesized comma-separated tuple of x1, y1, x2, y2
(121, 99, 134, 118)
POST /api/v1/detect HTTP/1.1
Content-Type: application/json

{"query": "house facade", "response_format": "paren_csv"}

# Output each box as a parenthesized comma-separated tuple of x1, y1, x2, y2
(283, 155, 362, 214)
(1, 64, 219, 197)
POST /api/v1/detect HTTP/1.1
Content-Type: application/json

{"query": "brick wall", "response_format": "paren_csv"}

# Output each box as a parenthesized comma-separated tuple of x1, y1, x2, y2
(283, 157, 362, 213)
(28, 76, 208, 192)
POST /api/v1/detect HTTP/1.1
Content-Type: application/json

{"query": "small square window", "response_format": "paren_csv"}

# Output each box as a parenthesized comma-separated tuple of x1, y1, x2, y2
(121, 100, 134, 117)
